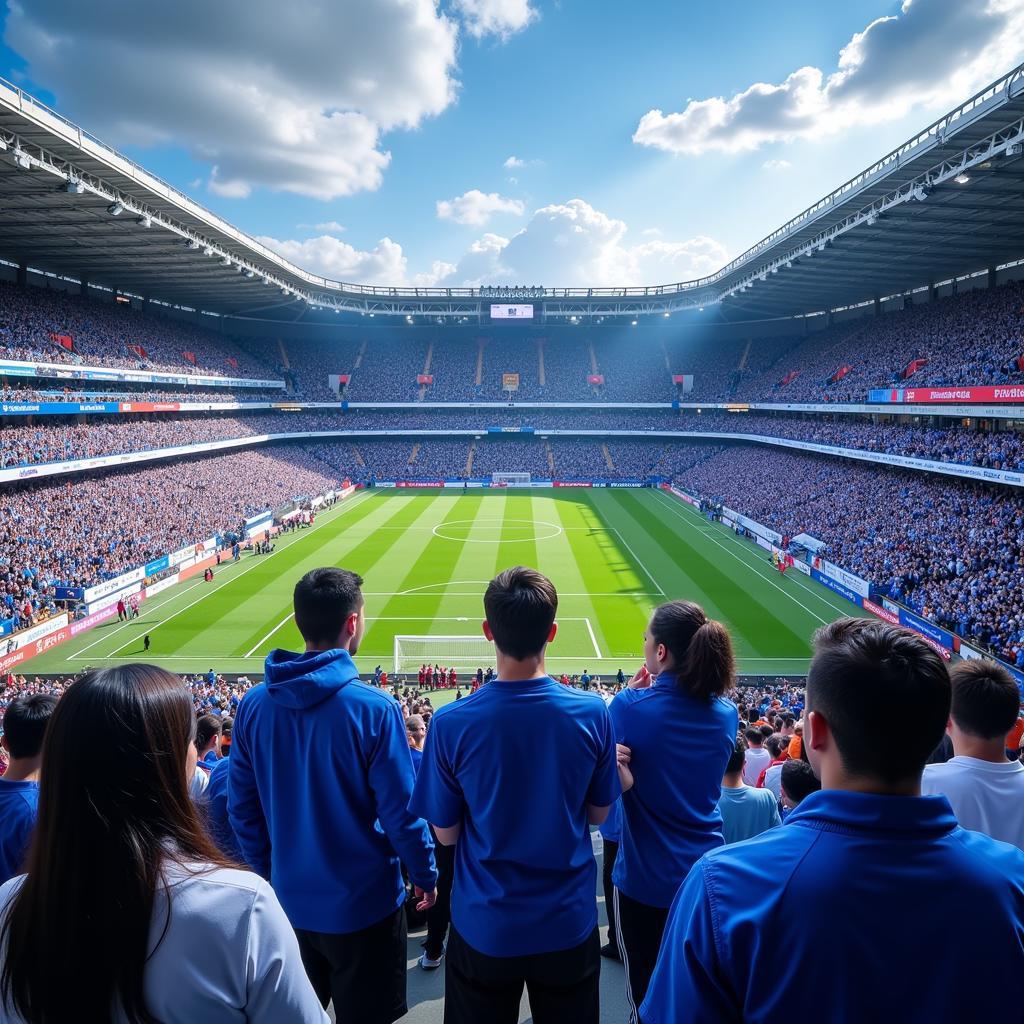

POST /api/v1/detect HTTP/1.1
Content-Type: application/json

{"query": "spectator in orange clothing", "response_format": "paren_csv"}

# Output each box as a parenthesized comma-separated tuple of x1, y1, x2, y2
(787, 722, 804, 761)
(1005, 713, 1024, 758)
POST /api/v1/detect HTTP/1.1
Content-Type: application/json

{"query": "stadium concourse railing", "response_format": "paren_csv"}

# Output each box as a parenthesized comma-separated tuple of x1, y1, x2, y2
(0, 483, 358, 677)
(666, 487, 1024, 690)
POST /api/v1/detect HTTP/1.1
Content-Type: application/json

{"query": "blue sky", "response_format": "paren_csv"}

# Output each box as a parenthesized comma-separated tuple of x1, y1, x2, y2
(2, 0, 1022, 286)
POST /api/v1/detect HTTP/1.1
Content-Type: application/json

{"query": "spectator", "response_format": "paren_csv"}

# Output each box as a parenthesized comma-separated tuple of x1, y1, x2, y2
(194, 714, 222, 775)
(740, 727, 771, 785)
(641, 618, 1024, 1023)
(0, 695, 56, 885)
(921, 660, 1024, 849)
(779, 758, 820, 816)
(405, 714, 426, 776)
(411, 567, 618, 1023)
(229, 568, 436, 1022)
(0, 665, 326, 1022)
(756, 733, 789, 798)
(597, 799, 623, 962)
(718, 736, 781, 844)
(609, 600, 738, 1022)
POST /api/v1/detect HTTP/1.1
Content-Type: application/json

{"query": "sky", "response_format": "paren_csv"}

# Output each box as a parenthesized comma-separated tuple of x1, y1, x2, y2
(2, 0, 1023, 288)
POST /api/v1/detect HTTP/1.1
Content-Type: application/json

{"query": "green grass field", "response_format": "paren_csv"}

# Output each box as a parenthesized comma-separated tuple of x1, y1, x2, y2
(29, 489, 868, 678)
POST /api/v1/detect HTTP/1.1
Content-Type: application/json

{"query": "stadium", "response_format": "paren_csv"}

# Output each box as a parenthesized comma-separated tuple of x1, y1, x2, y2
(2, 6, 1024, 1022)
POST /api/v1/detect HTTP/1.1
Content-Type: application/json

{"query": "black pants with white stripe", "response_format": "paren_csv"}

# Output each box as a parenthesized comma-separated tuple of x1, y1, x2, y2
(614, 888, 670, 1024)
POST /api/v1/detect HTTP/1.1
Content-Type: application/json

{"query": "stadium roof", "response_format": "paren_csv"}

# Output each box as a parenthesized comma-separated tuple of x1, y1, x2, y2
(0, 64, 1023, 323)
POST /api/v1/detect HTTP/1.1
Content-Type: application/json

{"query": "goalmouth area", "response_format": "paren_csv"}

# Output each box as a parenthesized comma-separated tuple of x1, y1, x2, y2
(27, 489, 867, 679)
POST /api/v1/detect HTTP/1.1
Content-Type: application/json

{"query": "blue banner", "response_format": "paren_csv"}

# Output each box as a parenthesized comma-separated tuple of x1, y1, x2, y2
(867, 388, 901, 403)
(54, 585, 85, 601)
(810, 568, 864, 608)
(487, 426, 535, 433)
(898, 608, 955, 650)
(0, 401, 120, 415)
(145, 555, 170, 576)
(0, 619, 13, 637)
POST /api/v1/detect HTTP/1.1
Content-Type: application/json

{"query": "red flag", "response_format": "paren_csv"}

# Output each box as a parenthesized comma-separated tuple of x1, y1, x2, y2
(182, 350, 197, 365)
(902, 358, 928, 380)
(1017, 355, 1024, 373)
(830, 364, 854, 383)
(587, 374, 604, 385)
(129, 344, 148, 359)
(417, 374, 434, 385)
(49, 332, 74, 351)
(779, 370, 799, 386)
(225, 356, 239, 370)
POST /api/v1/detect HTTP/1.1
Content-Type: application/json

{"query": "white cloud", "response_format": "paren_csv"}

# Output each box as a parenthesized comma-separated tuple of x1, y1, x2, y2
(257, 233, 408, 286)
(633, 0, 1024, 155)
(453, 0, 537, 39)
(504, 156, 527, 168)
(297, 221, 347, 233)
(436, 199, 729, 287)
(762, 159, 792, 171)
(4, 0, 459, 199)
(436, 189, 526, 226)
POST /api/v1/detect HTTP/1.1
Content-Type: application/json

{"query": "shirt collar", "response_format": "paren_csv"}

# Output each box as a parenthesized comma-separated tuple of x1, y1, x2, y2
(652, 671, 678, 689)
(786, 789, 959, 839)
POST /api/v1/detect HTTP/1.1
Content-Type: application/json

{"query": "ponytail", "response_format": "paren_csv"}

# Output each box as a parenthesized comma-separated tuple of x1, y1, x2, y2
(649, 600, 735, 701)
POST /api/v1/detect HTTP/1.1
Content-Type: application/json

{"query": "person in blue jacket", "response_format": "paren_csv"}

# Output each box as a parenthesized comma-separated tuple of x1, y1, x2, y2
(411, 566, 619, 1024)
(641, 618, 1024, 1024)
(229, 567, 437, 1024)
(609, 600, 738, 1022)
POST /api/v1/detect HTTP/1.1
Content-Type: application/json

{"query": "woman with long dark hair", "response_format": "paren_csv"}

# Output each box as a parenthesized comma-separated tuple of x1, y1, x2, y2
(0, 664, 327, 1023)
(609, 600, 739, 1023)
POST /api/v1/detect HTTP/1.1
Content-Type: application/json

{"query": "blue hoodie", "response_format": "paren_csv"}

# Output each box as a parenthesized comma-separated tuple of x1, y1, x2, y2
(229, 647, 436, 934)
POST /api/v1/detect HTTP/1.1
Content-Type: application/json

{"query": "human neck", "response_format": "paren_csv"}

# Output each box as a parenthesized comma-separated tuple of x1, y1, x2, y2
(819, 763, 921, 796)
(721, 772, 744, 789)
(494, 653, 547, 682)
(305, 640, 350, 655)
(951, 731, 1010, 764)
(2, 757, 40, 783)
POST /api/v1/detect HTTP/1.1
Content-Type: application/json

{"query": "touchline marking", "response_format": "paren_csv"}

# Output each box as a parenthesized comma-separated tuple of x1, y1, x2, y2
(82, 491, 375, 660)
(244, 613, 295, 658)
(651, 491, 832, 624)
(607, 526, 667, 596)
(584, 617, 602, 659)
(365, 590, 662, 598)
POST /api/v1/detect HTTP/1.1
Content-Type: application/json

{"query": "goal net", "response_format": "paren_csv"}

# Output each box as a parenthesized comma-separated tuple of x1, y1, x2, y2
(393, 635, 496, 674)
(492, 472, 531, 486)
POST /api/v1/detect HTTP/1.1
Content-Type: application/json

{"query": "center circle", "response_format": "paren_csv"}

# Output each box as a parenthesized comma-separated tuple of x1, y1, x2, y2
(432, 518, 563, 543)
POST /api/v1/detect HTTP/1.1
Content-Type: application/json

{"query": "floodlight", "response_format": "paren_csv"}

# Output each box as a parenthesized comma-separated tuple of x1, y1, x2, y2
(185, 239, 201, 250)
(63, 179, 85, 194)
(912, 184, 931, 202)
(203, 246, 214, 257)
(663, 312, 670, 317)
(12, 148, 30, 170)
(137, 215, 152, 228)
(221, 257, 231, 267)
(244, 270, 255, 279)
(631, 320, 638, 326)
(107, 201, 124, 216)
(954, 173, 970, 184)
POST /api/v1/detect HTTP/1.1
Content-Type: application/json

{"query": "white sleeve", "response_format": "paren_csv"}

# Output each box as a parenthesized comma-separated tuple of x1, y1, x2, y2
(244, 879, 329, 1023)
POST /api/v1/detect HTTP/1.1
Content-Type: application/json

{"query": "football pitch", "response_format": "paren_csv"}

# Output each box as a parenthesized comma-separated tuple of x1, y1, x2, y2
(30, 489, 867, 678)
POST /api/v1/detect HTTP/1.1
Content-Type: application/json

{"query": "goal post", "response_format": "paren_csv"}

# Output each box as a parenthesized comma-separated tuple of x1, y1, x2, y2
(492, 472, 530, 486)
(393, 635, 495, 674)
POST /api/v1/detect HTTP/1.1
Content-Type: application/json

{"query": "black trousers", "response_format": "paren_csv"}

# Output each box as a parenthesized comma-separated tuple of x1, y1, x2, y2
(423, 830, 455, 959)
(444, 926, 600, 1024)
(295, 905, 407, 1024)
(602, 838, 619, 954)
(614, 888, 670, 1024)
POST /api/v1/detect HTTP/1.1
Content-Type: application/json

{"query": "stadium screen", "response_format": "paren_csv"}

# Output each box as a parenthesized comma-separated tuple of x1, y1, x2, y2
(490, 303, 534, 319)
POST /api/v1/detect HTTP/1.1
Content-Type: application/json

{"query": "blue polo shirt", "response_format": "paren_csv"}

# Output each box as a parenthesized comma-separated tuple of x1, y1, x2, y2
(610, 675, 738, 907)
(641, 790, 1024, 1024)
(0, 780, 38, 885)
(410, 676, 619, 957)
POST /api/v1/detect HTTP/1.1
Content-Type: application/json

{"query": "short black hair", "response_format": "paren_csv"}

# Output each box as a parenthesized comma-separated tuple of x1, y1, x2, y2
(293, 567, 364, 645)
(949, 661, 1021, 740)
(2, 694, 57, 760)
(484, 567, 557, 661)
(764, 733, 786, 759)
(807, 618, 950, 783)
(744, 727, 763, 746)
(781, 759, 821, 805)
(758, 724, 773, 740)
(726, 735, 747, 775)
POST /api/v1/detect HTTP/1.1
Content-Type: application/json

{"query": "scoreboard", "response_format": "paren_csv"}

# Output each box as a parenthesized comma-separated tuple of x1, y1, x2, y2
(489, 303, 534, 319)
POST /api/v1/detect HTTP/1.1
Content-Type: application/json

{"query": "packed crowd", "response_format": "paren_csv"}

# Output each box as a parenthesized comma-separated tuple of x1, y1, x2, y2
(0, 445, 346, 615)
(0, 411, 346, 468)
(1, 568, 1022, 1023)
(0, 281, 267, 380)
(675, 444, 1024, 663)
